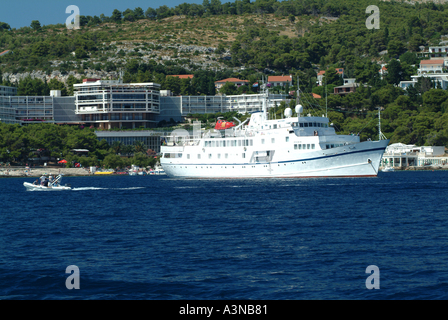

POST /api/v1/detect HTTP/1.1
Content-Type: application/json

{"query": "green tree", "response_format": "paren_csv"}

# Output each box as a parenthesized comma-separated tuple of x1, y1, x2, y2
(0, 22, 11, 31)
(134, 7, 145, 20)
(111, 9, 122, 22)
(422, 89, 448, 113)
(219, 82, 237, 95)
(30, 20, 41, 31)
(385, 59, 403, 85)
(145, 7, 157, 19)
(399, 51, 418, 65)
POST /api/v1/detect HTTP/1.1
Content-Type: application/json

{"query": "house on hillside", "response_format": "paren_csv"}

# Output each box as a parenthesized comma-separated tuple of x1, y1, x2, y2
(379, 65, 388, 80)
(333, 83, 359, 95)
(267, 75, 292, 87)
(399, 58, 448, 90)
(418, 59, 445, 74)
(317, 68, 344, 86)
(214, 78, 249, 90)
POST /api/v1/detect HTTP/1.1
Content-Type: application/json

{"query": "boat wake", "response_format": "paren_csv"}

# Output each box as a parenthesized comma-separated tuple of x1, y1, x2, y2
(72, 187, 146, 191)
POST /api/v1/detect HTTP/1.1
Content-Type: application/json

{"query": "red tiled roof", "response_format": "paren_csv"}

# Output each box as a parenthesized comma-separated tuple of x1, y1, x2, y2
(268, 75, 292, 82)
(312, 93, 321, 99)
(167, 74, 194, 79)
(420, 59, 444, 65)
(215, 78, 249, 83)
(318, 69, 344, 76)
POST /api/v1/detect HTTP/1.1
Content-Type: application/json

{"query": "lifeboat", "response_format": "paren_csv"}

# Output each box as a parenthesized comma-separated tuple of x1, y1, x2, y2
(215, 119, 236, 130)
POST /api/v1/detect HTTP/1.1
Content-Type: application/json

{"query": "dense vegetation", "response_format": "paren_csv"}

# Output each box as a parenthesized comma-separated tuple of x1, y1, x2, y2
(0, 123, 157, 168)
(1, 0, 448, 148)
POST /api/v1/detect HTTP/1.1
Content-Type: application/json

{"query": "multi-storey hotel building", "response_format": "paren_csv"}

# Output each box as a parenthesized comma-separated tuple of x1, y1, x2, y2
(0, 85, 17, 97)
(74, 79, 161, 129)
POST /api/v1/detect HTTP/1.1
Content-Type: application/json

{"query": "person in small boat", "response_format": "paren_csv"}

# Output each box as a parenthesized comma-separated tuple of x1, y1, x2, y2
(39, 175, 46, 185)
(33, 179, 39, 185)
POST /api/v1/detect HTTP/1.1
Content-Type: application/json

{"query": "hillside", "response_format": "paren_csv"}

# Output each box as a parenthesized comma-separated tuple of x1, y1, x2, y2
(0, 12, 307, 84)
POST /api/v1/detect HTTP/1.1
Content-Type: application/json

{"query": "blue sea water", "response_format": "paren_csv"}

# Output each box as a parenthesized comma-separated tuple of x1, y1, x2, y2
(1, 171, 448, 300)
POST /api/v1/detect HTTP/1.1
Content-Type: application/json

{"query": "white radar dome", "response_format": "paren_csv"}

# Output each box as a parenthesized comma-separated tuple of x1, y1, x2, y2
(284, 108, 292, 118)
(295, 104, 303, 115)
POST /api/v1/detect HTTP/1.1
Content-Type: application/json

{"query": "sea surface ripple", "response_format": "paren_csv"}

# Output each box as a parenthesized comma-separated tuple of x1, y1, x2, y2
(1, 171, 448, 299)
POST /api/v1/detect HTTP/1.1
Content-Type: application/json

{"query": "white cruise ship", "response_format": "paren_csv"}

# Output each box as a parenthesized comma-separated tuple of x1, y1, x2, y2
(160, 91, 389, 178)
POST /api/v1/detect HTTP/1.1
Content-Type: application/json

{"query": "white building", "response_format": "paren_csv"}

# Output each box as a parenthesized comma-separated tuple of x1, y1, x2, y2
(74, 79, 161, 129)
(381, 143, 446, 167)
(399, 58, 448, 90)
(418, 59, 445, 74)
(0, 85, 17, 97)
(0, 95, 78, 125)
(159, 93, 289, 122)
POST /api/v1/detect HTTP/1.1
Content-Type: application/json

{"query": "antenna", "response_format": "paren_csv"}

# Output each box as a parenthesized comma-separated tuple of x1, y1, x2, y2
(325, 74, 328, 118)
(378, 107, 386, 141)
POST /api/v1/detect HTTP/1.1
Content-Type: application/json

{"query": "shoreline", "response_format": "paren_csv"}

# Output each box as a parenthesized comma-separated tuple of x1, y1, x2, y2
(0, 167, 91, 178)
(2, 165, 448, 178)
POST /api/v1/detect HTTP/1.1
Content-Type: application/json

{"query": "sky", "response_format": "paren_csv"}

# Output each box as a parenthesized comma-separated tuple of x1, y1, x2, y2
(0, 0, 205, 29)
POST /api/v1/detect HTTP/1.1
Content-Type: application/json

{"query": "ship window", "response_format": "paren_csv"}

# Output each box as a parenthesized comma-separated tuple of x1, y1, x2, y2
(208, 154, 212, 159)
(198, 154, 201, 159)
(294, 144, 298, 150)
(271, 138, 275, 143)
(187, 154, 190, 159)
(223, 141, 226, 147)
(313, 122, 317, 127)
(286, 137, 289, 142)
(238, 140, 242, 146)
(318, 123, 321, 127)
(250, 140, 253, 146)
(300, 123, 304, 127)
(312, 144, 315, 149)
(326, 144, 330, 149)
(225, 153, 228, 159)
(273, 124, 277, 129)
(242, 153, 245, 158)
(331, 144, 334, 148)
(212, 141, 216, 147)
(307, 144, 310, 149)
(218, 154, 221, 159)
(261, 139, 265, 144)
(304, 123, 308, 127)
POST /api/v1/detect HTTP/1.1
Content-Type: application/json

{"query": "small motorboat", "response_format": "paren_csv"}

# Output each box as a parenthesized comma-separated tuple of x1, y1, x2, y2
(24, 174, 72, 191)
(382, 166, 395, 172)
